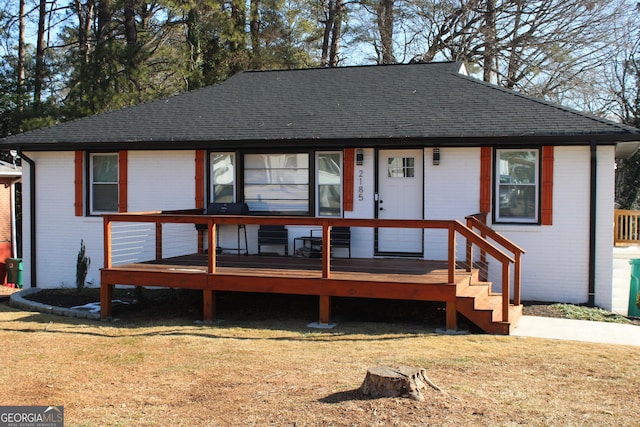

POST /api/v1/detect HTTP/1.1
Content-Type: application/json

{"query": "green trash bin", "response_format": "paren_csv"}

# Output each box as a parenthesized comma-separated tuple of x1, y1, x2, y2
(6, 258, 22, 289)
(628, 259, 640, 317)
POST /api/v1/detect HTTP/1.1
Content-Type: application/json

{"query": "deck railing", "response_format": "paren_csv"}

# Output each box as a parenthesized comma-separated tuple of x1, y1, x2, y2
(102, 212, 518, 322)
(614, 209, 640, 246)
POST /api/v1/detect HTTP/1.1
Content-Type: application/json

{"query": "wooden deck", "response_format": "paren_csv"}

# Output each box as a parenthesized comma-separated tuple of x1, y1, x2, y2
(101, 254, 520, 334)
(100, 212, 524, 334)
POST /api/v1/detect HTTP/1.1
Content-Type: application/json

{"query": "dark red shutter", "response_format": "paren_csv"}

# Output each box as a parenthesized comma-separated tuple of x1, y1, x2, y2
(541, 146, 554, 225)
(118, 150, 128, 213)
(195, 150, 206, 209)
(74, 151, 83, 216)
(479, 147, 492, 213)
(343, 149, 354, 212)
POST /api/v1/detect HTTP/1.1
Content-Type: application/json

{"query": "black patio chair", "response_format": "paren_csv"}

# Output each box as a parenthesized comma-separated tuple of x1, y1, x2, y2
(330, 226, 351, 258)
(257, 225, 289, 256)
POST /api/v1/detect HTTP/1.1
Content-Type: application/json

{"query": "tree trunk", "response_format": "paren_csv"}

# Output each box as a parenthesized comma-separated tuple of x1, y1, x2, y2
(321, 0, 336, 66)
(124, 0, 138, 46)
(249, 0, 261, 68)
(359, 365, 442, 401)
(74, 0, 94, 65)
(328, 0, 343, 67)
(97, 0, 112, 46)
(376, 0, 395, 64)
(505, 0, 524, 89)
(482, 0, 497, 83)
(17, 0, 26, 113)
(34, 0, 47, 108)
(229, 0, 247, 74)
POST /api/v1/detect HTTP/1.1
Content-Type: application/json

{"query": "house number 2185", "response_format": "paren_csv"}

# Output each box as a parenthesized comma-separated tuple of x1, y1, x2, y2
(358, 170, 364, 201)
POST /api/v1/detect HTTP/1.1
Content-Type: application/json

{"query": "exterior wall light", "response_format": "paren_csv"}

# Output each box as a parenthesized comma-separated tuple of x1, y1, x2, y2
(433, 147, 440, 165)
(356, 149, 364, 165)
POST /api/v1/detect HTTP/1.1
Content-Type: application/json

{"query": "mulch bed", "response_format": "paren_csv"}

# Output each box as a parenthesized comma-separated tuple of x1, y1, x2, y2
(19, 288, 451, 325)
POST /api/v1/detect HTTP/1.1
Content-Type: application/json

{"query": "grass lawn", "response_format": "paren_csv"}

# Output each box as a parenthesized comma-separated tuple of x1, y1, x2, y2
(0, 294, 639, 426)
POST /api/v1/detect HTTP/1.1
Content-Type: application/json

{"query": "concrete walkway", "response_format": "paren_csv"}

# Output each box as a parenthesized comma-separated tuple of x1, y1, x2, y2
(512, 315, 640, 346)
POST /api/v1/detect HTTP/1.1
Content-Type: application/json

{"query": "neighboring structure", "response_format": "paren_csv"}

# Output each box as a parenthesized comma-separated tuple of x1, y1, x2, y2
(1, 61, 639, 310)
(0, 160, 21, 284)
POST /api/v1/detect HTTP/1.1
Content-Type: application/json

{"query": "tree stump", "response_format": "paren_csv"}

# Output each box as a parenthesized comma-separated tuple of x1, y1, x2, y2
(359, 365, 441, 401)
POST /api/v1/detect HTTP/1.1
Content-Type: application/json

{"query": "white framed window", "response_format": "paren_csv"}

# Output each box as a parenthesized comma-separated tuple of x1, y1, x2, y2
(244, 153, 309, 214)
(90, 153, 119, 214)
(316, 152, 342, 217)
(211, 153, 235, 203)
(388, 157, 415, 178)
(495, 149, 539, 223)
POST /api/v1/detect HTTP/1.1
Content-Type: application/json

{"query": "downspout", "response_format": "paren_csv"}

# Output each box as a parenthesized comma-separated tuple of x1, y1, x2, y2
(17, 149, 36, 288)
(588, 141, 597, 306)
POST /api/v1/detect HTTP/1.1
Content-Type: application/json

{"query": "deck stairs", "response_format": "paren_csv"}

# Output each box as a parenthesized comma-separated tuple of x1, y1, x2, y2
(455, 270, 522, 335)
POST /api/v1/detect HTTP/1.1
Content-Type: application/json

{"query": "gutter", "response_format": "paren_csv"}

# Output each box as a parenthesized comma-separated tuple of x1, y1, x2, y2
(17, 150, 36, 288)
(0, 135, 629, 153)
(588, 141, 597, 306)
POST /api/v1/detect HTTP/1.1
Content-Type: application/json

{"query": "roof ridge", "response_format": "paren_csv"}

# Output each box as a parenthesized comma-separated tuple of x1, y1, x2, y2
(241, 61, 461, 75)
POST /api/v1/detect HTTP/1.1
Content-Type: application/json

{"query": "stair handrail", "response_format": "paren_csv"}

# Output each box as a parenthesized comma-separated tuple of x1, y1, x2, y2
(465, 213, 525, 306)
(454, 220, 515, 322)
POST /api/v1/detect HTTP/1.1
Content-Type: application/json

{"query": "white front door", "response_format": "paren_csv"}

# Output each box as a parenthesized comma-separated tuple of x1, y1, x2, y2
(377, 149, 424, 255)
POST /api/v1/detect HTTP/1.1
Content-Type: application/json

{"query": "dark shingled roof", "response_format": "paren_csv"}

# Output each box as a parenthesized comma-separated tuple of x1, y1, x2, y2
(2, 61, 639, 152)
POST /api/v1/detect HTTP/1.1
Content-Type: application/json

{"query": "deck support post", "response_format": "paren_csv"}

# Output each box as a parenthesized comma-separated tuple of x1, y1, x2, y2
(445, 301, 457, 331)
(100, 283, 114, 320)
(319, 295, 331, 324)
(203, 290, 216, 322)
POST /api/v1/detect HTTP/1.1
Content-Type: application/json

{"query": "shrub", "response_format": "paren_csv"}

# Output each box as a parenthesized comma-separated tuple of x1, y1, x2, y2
(76, 240, 90, 292)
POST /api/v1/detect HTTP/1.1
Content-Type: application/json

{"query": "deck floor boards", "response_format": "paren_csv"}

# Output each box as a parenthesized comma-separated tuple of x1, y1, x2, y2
(114, 254, 472, 285)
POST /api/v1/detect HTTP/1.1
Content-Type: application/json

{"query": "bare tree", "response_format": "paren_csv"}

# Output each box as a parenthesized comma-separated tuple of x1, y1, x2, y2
(404, 0, 626, 99)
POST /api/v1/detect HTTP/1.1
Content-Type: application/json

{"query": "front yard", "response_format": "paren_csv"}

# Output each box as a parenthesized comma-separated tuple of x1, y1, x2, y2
(1, 295, 639, 426)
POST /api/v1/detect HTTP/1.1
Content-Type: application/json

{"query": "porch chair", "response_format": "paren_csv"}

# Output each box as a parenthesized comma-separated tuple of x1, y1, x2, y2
(312, 226, 351, 258)
(257, 225, 289, 256)
(330, 226, 351, 258)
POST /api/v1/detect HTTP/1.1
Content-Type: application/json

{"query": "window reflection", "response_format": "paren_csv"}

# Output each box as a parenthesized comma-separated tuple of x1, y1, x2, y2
(497, 150, 538, 221)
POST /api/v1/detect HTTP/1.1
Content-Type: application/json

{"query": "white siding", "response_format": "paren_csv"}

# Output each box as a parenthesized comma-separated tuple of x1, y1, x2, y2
(594, 146, 615, 310)
(22, 152, 104, 289)
(494, 146, 614, 307)
(344, 148, 375, 258)
(126, 151, 198, 261)
(22, 150, 198, 289)
(424, 147, 480, 260)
